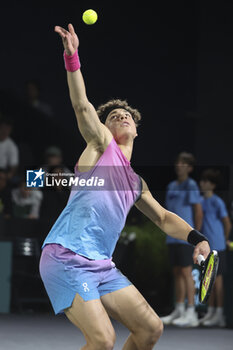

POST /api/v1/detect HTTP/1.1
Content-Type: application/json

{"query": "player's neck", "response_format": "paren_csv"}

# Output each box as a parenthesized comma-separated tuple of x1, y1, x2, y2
(118, 143, 133, 161)
(115, 136, 134, 161)
(204, 190, 214, 198)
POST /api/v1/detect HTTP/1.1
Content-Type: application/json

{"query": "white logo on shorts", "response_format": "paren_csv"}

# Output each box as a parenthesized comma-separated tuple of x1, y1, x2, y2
(82, 282, 90, 292)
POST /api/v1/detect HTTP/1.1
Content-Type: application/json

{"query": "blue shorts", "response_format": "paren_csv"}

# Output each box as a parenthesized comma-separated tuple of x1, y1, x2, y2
(39, 244, 131, 314)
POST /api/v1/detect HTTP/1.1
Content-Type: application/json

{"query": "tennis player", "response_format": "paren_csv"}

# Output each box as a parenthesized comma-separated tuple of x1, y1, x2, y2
(39, 23, 210, 350)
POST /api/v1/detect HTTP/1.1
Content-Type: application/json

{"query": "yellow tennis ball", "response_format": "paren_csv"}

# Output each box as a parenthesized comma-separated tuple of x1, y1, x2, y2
(82, 9, 98, 25)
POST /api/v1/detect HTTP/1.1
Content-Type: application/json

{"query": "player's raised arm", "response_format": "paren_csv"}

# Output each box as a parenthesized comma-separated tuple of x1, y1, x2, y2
(55, 24, 109, 144)
(135, 178, 210, 263)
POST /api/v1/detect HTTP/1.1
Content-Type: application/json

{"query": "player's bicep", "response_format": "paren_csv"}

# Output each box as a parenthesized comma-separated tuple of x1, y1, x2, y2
(74, 101, 111, 144)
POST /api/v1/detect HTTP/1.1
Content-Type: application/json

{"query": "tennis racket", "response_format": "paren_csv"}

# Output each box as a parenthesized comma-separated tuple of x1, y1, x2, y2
(197, 250, 219, 304)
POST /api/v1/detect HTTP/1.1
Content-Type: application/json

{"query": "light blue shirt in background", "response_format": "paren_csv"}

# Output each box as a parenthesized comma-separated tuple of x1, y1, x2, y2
(165, 177, 201, 244)
(200, 194, 227, 251)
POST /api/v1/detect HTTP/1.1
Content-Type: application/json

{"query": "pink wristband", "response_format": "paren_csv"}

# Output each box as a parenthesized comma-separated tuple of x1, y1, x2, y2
(63, 50, 81, 72)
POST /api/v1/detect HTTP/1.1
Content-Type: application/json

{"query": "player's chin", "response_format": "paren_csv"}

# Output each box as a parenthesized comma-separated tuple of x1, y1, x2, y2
(119, 124, 136, 133)
(121, 129, 137, 139)
(111, 126, 136, 140)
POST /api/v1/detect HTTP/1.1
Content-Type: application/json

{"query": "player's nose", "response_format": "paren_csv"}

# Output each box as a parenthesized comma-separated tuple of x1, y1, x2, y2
(119, 113, 128, 120)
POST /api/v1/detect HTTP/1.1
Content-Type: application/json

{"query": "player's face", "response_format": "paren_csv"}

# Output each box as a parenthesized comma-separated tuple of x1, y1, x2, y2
(105, 109, 137, 140)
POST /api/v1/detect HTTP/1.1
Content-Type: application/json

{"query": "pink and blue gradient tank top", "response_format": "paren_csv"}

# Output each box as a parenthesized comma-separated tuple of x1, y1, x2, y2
(42, 138, 142, 260)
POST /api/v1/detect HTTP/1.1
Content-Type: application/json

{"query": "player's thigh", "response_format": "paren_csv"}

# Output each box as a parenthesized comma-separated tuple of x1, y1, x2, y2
(101, 285, 162, 334)
(64, 293, 115, 345)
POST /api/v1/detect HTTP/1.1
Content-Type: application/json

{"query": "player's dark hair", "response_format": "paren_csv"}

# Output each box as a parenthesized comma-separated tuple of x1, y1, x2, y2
(97, 99, 141, 126)
(175, 152, 196, 167)
(201, 168, 221, 186)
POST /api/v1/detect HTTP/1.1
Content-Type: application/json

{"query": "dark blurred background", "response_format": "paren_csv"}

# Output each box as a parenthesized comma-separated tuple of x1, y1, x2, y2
(1, 1, 232, 167)
(0, 0, 233, 326)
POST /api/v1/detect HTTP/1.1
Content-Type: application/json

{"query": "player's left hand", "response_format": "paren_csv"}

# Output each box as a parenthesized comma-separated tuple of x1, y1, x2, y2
(55, 23, 79, 56)
(193, 240, 210, 264)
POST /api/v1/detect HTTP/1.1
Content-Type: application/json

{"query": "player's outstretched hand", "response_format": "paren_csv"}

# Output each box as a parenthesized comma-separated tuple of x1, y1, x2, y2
(55, 23, 79, 56)
(193, 240, 210, 264)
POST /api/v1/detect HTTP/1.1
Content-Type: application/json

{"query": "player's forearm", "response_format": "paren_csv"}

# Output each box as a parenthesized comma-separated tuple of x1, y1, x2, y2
(67, 70, 89, 110)
(136, 189, 194, 241)
(160, 210, 209, 248)
(136, 184, 209, 249)
(63, 50, 105, 143)
(63, 49, 89, 110)
(159, 210, 193, 242)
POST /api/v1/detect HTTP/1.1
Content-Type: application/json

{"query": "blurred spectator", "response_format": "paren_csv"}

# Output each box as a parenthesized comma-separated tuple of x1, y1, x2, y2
(42, 146, 71, 174)
(161, 152, 202, 327)
(0, 116, 19, 180)
(199, 168, 232, 327)
(0, 169, 12, 218)
(25, 79, 53, 118)
(40, 166, 70, 221)
(12, 178, 43, 219)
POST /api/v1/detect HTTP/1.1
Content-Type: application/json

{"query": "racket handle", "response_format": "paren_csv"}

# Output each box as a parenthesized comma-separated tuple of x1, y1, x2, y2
(197, 254, 205, 266)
